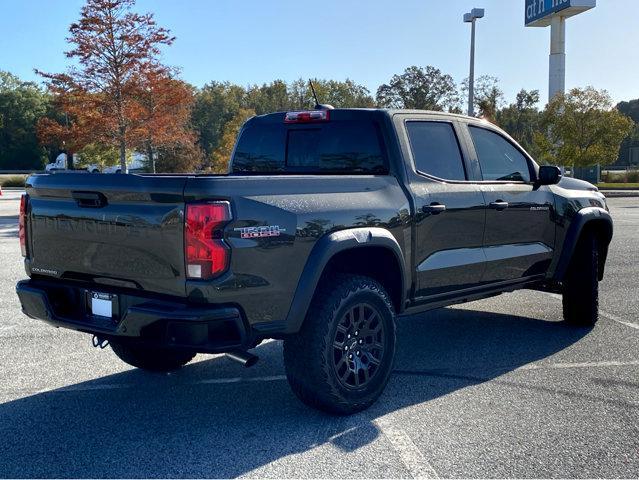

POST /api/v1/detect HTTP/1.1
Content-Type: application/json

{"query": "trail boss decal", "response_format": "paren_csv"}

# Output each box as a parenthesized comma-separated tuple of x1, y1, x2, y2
(234, 226, 286, 239)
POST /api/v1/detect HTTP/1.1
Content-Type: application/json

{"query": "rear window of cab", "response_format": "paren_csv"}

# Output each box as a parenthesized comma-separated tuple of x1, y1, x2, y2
(232, 119, 388, 174)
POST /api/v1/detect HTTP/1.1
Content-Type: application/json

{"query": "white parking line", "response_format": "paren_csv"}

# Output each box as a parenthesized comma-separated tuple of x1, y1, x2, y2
(518, 360, 639, 371)
(375, 417, 440, 480)
(599, 311, 639, 330)
(544, 292, 639, 331)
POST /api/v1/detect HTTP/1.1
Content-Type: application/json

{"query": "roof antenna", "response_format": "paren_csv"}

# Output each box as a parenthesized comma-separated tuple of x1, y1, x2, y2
(309, 80, 334, 110)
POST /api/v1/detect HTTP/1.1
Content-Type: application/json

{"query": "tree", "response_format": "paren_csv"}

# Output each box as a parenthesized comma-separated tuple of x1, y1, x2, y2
(191, 81, 245, 158)
(461, 75, 504, 121)
(496, 89, 541, 153)
(75, 142, 123, 169)
(376, 66, 459, 111)
(0, 71, 52, 170)
(207, 108, 255, 173)
(533, 87, 634, 167)
(245, 80, 292, 114)
(615, 99, 639, 166)
(616, 99, 639, 123)
(154, 141, 202, 173)
(135, 72, 197, 172)
(289, 79, 375, 110)
(37, 0, 177, 170)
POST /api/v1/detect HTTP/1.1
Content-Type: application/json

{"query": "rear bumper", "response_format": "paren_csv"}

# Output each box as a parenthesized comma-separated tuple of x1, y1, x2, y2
(16, 279, 249, 353)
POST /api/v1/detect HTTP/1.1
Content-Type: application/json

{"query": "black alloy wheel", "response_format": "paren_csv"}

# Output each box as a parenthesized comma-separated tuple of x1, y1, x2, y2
(332, 302, 385, 389)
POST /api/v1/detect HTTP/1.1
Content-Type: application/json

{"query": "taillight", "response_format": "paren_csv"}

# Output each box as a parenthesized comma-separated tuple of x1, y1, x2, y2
(284, 110, 330, 123)
(19, 194, 28, 257)
(185, 202, 232, 279)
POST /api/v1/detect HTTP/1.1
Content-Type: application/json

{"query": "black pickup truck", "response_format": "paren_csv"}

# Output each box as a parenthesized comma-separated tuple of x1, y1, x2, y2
(16, 108, 612, 414)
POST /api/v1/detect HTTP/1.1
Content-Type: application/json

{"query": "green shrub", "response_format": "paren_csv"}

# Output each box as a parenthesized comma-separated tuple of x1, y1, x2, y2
(601, 170, 639, 183)
(1, 176, 26, 187)
(607, 171, 625, 183)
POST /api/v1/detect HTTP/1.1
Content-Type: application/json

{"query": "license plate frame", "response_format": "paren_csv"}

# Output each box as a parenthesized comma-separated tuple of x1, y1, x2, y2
(88, 291, 116, 319)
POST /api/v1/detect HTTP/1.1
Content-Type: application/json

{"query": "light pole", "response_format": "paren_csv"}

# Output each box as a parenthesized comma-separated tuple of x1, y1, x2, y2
(463, 8, 484, 117)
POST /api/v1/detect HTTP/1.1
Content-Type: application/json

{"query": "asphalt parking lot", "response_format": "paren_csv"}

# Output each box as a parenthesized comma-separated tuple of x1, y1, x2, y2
(0, 190, 637, 478)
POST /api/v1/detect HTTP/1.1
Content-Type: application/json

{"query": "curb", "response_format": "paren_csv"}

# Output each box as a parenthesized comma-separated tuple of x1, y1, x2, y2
(600, 190, 639, 198)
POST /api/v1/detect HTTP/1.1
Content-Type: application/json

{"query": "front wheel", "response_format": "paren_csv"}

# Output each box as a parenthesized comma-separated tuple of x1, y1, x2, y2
(562, 231, 599, 327)
(110, 340, 195, 372)
(283, 275, 396, 415)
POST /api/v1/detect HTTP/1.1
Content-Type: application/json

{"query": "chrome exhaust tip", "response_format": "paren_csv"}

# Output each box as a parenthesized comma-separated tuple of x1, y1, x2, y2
(225, 350, 258, 368)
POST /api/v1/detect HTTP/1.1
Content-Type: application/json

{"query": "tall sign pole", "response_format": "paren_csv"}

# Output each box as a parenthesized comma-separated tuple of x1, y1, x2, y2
(468, 18, 476, 116)
(525, 0, 595, 176)
(464, 8, 485, 116)
(524, 0, 596, 102)
(548, 15, 566, 101)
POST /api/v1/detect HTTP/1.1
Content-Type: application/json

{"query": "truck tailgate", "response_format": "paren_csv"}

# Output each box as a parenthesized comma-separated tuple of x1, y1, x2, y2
(26, 173, 188, 297)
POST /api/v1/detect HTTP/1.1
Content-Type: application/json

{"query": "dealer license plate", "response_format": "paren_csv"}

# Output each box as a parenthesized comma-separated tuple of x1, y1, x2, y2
(90, 292, 113, 318)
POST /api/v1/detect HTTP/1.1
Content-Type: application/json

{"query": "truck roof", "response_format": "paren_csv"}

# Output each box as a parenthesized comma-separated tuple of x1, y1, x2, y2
(249, 108, 489, 126)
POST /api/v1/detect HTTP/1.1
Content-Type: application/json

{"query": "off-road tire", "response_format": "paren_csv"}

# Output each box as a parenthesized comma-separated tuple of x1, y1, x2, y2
(110, 341, 195, 372)
(562, 231, 599, 326)
(283, 274, 396, 415)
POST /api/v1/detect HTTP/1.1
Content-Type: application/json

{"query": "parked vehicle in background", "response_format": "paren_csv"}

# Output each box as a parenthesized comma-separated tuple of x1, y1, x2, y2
(16, 108, 613, 414)
(45, 153, 100, 173)
(102, 154, 146, 174)
(44, 153, 69, 172)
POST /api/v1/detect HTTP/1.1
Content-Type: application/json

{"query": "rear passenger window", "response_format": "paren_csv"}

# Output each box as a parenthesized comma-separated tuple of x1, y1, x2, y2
(406, 122, 466, 181)
(469, 126, 531, 182)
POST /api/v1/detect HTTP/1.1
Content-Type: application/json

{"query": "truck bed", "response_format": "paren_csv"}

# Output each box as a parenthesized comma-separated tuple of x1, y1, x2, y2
(24, 171, 409, 327)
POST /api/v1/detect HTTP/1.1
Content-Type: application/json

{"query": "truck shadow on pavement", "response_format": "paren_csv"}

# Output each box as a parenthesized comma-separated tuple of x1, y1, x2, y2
(0, 307, 591, 478)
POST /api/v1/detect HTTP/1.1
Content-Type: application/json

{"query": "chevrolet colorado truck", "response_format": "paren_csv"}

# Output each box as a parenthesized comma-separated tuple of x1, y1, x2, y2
(16, 108, 612, 414)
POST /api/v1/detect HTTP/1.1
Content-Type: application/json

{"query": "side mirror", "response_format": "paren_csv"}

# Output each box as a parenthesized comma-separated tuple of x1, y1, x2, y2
(537, 165, 562, 186)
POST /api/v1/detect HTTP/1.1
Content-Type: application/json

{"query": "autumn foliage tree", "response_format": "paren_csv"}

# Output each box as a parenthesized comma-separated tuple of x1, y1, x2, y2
(37, 0, 195, 171)
(134, 70, 197, 171)
(208, 108, 255, 173)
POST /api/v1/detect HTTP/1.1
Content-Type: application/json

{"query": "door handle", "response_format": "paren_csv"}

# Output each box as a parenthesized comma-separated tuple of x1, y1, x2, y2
(72, 191, 107, 208)
(422, 203, 446, 215)
(489, 200, 509, 211)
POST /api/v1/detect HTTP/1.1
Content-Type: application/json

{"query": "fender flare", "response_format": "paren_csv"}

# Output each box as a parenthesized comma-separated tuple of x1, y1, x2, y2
(553, 206, 613, 282)
(283, 227, 407, 334)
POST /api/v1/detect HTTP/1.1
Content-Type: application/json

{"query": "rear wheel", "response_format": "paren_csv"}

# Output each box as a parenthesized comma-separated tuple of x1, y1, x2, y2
(283, 275, 396, 415)
(562, 231, 599, 327)
(110, 341, 195, 372)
